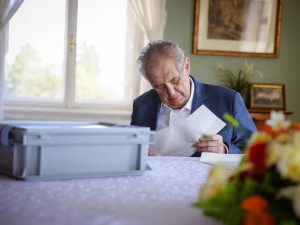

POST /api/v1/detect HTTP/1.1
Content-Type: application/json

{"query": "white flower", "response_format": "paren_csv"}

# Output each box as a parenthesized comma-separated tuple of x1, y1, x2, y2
(277, 144, 300, 182)
(198, 165, 229, 202)
(279, 184, 300, 219)
(248, 132, 271, 145)
(266, 141, 282, 167)
(293, 131, 300, 147)
(266, 111, 291, 130)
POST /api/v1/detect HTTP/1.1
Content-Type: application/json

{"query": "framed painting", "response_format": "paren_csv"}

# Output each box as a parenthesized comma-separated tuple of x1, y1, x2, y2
(249, 83, 285, 111)
(193, 0, 283, 58)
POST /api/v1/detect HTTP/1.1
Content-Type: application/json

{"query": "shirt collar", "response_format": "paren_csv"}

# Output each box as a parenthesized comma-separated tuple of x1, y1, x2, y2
(184, 77, 194, 111)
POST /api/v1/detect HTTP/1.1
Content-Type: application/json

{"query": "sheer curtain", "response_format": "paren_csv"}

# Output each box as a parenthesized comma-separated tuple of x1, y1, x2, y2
(0, 0, 24, 120)
(127, 0, 167, 97)
(0, 0, 166, 120)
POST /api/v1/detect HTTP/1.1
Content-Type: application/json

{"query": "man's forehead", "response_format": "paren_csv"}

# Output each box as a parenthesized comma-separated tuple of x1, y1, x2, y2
(147, 60, 176, 77)
(147, 55, 176, 69)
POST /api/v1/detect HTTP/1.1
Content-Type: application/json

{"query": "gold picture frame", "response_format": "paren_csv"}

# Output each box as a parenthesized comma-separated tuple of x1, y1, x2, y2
(249, 83, 285, 111)
(193, 0, 283, 58)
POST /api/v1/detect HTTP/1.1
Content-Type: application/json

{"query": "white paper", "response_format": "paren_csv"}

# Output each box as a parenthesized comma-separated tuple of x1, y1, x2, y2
(150, 105, 226, 156)
(200, 152, 244, 170)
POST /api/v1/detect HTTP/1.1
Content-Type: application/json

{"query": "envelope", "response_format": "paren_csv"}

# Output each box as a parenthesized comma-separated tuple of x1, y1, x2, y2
(200, 152, 244, 170)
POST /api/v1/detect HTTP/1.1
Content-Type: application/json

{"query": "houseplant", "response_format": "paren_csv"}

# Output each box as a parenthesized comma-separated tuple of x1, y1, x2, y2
(217, 60, 263, 103)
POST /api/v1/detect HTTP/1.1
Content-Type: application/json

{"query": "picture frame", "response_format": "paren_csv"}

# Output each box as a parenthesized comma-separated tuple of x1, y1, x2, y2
(193, 0, 283, 58)
(249, 83, 285, 111)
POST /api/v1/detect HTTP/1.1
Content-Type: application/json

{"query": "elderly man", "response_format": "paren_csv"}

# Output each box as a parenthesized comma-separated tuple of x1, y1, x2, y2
(130, 40, 256, 156)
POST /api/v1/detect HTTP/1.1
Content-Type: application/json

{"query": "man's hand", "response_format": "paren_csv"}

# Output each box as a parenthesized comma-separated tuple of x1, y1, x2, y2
(148, 150, 162, 156)
(193, 134, 226, 154)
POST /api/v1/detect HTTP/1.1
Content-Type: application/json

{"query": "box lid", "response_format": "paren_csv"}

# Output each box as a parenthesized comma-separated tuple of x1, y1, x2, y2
(0, 121, 155, 147)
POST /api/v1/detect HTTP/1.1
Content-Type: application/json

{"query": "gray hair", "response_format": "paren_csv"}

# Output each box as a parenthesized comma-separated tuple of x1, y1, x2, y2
(137, 40, 185, 80)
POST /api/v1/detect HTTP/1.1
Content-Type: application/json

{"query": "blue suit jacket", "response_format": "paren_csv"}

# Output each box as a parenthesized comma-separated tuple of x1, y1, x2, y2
(130, 76, 257, 154)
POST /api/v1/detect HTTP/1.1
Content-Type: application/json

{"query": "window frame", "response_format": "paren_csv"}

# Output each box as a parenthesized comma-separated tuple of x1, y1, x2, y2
(4, 0, 133, 123)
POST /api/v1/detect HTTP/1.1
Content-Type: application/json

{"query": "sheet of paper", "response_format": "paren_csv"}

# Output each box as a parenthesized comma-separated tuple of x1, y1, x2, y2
(150, 105, 226, 156)
(200, 152, 244, 170)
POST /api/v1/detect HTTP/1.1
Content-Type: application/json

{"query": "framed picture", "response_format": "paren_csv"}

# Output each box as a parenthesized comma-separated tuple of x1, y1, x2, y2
(249, 84, 285, 111)
(193, 0, 283, 58)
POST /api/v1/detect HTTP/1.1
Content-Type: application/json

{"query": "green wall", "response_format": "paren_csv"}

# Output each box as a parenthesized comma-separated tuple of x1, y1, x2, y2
(165, 0, 300, 122)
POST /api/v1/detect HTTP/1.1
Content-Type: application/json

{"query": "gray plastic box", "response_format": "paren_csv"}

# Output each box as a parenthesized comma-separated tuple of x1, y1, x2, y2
(0, 121, 155, 181)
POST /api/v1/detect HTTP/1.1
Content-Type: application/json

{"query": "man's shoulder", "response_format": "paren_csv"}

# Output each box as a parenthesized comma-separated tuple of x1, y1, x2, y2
(192, 77, 237, 96)
(202, 82, 237, 94)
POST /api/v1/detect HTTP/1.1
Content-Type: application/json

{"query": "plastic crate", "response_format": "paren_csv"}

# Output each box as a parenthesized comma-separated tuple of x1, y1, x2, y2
(0, 121, 155, 181)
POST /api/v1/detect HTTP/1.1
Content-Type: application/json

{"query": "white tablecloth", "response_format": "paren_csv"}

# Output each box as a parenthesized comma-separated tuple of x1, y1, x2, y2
(0, 157, 222, 225)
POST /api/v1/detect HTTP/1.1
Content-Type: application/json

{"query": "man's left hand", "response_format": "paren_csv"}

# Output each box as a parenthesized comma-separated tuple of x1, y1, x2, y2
(193, 134, 226, 154)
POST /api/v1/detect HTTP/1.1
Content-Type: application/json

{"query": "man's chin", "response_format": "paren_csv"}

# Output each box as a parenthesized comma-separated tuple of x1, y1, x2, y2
(167, 102, 184, 109)
(162, 98, 186, 109)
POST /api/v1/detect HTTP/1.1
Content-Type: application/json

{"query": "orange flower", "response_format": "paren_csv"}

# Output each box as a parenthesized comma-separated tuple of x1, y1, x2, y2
(241, 195, 267, 212)
(262, 124, 287, 137)
(241, 196, 275, 225)
(291, 122, 300, 131)
(243, 211, 275, 225)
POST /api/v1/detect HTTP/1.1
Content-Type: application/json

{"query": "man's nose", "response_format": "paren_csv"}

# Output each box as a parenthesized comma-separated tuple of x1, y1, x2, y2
(165, 84, 176, 97)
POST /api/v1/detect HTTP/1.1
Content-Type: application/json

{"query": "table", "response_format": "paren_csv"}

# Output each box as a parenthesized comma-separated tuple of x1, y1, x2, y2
(0, 157, 222, 225)
(248, 109, 293, 131)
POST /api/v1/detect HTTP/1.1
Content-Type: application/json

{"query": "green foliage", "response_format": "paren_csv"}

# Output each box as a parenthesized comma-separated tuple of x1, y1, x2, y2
(194, 182, 245, 225)
(268, 197, 299, 225)
(218, 69, 250, 101)
(223, 113, 239, 129)
(217, 61, 263, 103)
(8, 44, 61, 98)
(223, 113, 249, 150)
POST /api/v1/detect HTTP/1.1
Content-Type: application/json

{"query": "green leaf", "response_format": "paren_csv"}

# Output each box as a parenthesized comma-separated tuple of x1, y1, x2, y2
(223, 113, 239, 129)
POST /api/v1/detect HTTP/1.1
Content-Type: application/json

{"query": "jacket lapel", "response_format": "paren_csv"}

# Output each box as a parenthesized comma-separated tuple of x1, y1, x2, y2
(191, 76, 208, 113)
(151, 92, 161, 130)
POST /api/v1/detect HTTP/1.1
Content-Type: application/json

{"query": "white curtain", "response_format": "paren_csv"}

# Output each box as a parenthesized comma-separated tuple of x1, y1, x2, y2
(127, 0, 167, 97)
(0, 0, 165, 120)
(0, 0, 23, 120)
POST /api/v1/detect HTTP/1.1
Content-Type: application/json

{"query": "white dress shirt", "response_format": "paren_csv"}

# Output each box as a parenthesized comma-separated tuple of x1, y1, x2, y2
(156, 78, 228, 154)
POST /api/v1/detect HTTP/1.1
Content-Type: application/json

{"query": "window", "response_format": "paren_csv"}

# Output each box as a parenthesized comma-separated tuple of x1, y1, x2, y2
(75, 0, 127, 102)
(4, 0, 131, 120)
(6, 0, 65, 100)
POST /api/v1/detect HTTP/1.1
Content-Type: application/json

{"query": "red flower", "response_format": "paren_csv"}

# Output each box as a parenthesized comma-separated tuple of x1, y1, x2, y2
(241, 142, 268, 181)
(248, 142, 268, 170)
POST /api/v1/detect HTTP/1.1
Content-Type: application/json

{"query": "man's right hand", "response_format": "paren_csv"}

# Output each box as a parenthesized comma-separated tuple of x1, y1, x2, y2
(148, 150, 162, 156)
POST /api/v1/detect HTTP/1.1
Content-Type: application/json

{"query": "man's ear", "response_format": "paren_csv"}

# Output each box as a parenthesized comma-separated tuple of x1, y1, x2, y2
(184, 57, 191, 75)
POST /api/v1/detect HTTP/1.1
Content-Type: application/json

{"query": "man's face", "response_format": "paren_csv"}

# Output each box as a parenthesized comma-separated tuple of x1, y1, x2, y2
(146, 55, 191, 109)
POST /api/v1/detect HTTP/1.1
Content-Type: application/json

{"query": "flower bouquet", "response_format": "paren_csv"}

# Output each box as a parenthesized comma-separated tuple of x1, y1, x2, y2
(194, 111, 300, 225)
